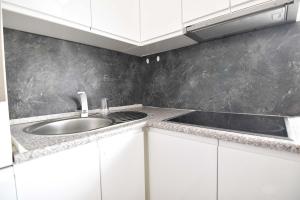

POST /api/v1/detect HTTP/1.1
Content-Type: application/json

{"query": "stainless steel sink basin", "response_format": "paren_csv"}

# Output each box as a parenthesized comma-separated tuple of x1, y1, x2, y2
(24, 117, 113, 135)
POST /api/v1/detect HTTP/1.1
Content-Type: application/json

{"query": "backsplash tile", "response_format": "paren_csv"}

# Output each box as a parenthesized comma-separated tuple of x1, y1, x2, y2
(141, 22, 300, 116)
(4, 29, 144, 119)
(5, 22, 300, 119)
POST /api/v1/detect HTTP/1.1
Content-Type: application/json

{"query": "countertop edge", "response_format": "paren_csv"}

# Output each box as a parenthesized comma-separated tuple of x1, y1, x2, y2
(13, 121, 147, 163)
(12, 107, 300, 164)
(147, 121, 300, 154)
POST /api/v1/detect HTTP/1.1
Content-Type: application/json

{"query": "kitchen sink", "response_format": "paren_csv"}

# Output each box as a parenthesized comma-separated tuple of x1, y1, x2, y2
(24, 117, 113, 135)
(23, 111, 148, 136)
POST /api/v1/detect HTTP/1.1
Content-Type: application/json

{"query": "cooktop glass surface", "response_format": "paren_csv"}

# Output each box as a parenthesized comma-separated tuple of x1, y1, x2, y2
(167, 111, 288, 138)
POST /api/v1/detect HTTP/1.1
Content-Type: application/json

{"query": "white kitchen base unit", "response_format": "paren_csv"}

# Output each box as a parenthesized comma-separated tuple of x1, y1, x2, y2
(0, 101, 13, 168)
(0, 167, 17, 200)
(146, 128, 218, 200)
(98, 129, 145, 200)
(14, 142, 101, 200)
(218, 141, 300, 200)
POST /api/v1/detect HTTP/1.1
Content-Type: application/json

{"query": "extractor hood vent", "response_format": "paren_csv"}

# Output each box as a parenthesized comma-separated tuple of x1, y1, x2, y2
(185, 1, 299, 42)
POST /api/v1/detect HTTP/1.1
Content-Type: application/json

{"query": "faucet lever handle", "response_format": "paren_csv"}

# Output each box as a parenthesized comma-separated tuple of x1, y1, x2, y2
(77, 91, 85, 95)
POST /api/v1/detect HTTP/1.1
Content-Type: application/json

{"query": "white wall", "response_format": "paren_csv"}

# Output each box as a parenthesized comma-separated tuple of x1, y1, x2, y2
(0, 6, 6, 102)
(0, 64, 5, 101)
(297, 4, 300, 21)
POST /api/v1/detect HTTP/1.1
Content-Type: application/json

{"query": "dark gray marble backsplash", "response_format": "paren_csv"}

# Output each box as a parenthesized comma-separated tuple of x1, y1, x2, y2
(141, 22, 300, 116)
(5, 22, 300, 119)
(4, 29, 144, 119)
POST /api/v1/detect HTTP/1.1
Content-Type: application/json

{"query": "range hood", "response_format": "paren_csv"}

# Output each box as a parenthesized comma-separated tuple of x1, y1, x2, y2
(185, 0, 299, 42)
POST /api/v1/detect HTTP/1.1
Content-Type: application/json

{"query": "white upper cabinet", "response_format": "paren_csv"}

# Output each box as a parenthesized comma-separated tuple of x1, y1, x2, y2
(2, 0, 286, 55)
(140, 0, 182, 43)
(231, 0, 274, 12)
(182, 0, 230, 26)
(91, 0, 140, 43)
(2, 0, 91, 28)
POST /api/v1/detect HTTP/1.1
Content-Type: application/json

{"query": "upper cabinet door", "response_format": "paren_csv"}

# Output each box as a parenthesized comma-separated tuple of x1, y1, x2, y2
(140, 0, 182, 42)
(91, 0, 140, 43)
(182, 0, 230, 26)
(231, 0, 274, 12)
(2, 0, 91, 27)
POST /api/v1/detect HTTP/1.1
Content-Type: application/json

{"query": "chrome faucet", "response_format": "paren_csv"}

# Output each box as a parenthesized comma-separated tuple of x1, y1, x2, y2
(77, 91, 88, 118)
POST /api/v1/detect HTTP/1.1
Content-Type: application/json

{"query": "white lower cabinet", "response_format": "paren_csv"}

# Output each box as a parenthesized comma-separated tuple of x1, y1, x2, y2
(218, 141, 300, 200)
(13, 125, 300, 200)
(147, 128, 218, 200)
(99, 129, 145, 200)
(0, 101, 13, 168)
(0, 167, 17, 200)
(14, 142, 101, 200)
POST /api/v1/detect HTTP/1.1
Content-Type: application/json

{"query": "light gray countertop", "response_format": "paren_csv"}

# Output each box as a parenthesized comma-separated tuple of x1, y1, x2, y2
(11, 105, 300, 163)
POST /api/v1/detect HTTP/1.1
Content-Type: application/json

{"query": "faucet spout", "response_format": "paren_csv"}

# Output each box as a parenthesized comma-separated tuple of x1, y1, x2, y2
(77, 91, 88, 118)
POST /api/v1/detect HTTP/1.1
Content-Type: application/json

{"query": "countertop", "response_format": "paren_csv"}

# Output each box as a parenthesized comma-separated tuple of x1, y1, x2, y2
(11, 105, 300, 163)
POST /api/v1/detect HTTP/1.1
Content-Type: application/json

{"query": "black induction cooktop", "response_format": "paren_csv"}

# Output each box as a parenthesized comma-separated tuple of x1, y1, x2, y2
(167, 111, 288, 138)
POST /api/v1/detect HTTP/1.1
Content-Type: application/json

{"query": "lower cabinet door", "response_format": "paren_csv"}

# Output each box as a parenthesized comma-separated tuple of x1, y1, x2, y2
(0, 166, 17, 200)
(218, 141, 300, 200)
(147, 128, 218, 200)
(99, 129, 145, 200)
(14, 142, 101, 200)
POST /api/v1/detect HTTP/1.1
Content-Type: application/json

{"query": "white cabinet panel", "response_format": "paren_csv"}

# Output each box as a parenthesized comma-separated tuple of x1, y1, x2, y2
(127, 34, 197, 56)
(0, 63, 4, 100)
(0, 167, 17, 200)
(147, 128, 218, 200)
(140, 0, 182, 42)
(298, 4, 300, 21)
(231, 0, 274, 12)
(219, 141, 300, 200)
(3, 0, 91, 27)
(91, 0, 140, 42)
(182, 0, 230, 25)
(99, 130, 145, 200)
(0, 8, 6, 102)
(0, 102, 13, 168)
(14, 142, 101, 200)
(0, 3, 13, 168)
